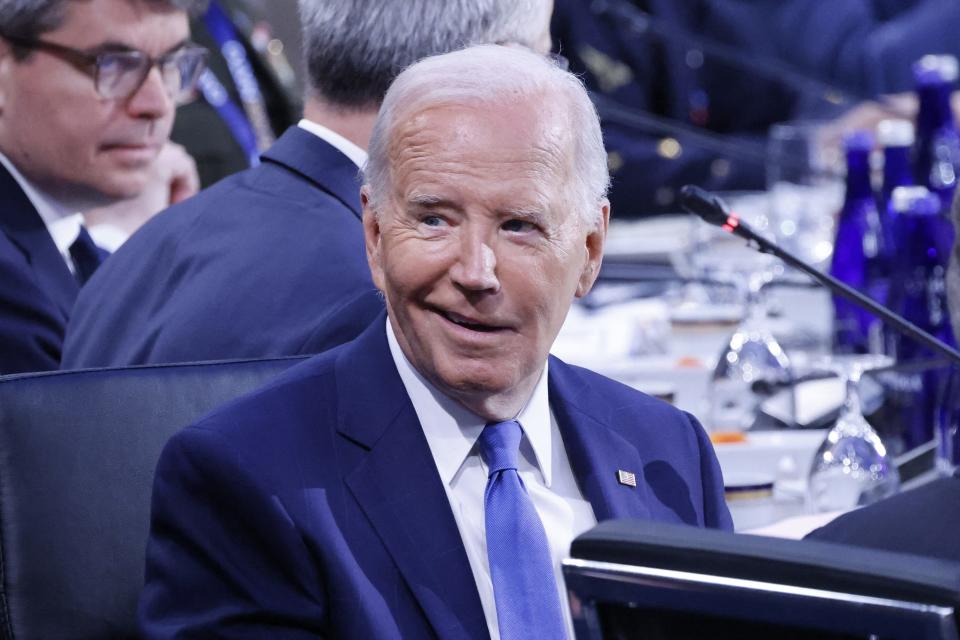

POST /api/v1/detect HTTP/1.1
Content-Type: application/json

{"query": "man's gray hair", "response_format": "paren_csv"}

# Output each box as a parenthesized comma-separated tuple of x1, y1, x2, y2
(297, 0, 551, 110)
(364, 44, 611, 229)
(0, 0, 206, 43)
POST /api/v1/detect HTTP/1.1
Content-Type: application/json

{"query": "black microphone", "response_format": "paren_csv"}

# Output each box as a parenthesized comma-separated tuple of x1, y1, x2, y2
(679, 185, 960, 366)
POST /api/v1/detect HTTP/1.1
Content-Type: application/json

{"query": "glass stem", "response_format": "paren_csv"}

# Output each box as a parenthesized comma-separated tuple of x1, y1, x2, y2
(840, 368, 863, 428)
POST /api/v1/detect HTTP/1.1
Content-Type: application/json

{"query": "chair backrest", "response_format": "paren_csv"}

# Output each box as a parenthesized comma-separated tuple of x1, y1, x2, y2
(0, 357, 306, 640)
(565, 519, 960, 640)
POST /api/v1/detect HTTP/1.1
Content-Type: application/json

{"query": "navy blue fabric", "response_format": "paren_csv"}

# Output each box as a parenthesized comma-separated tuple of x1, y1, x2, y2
(480, 421, 566, 640)
(139, 314, 732, 639)
(806, 473, 960, 563)
(0, 163, 79, 375)
(62, 126, 384, 367)
(730, 0, 960, 97)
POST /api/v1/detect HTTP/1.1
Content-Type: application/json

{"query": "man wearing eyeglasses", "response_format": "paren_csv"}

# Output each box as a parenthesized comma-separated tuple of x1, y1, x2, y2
(0, 0, 207, 375)
(60, 0, 555, 369)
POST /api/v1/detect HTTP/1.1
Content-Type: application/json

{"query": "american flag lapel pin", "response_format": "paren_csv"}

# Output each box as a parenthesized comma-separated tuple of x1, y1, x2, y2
(617, 469, 637, 488)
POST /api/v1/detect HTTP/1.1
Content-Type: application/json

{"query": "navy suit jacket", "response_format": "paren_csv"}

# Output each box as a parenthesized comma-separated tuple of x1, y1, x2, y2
(139, 316, 732, 639)
(0, 163, 79, 374)
(62, 127, 384, 368)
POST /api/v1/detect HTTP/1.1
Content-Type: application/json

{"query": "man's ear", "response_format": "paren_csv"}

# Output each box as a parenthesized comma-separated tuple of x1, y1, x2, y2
(361, 186, 386, 292)
(575, 198, 610, 298)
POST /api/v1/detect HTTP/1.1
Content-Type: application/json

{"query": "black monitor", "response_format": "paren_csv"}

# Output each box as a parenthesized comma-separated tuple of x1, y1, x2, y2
(564, 519, 960, 639)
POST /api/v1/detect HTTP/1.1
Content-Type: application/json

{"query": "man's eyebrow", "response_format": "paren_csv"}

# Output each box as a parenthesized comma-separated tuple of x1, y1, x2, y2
(408, 194, 448, 208)
(501, 206, 547, 221)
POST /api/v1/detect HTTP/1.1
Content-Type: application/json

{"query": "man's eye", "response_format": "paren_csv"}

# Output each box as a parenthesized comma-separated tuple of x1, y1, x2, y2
(502, 219, 535, 233)
(422, 215, 446, 227)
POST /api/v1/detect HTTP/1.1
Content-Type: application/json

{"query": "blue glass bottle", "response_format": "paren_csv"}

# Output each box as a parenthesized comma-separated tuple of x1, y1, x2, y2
(913, 55, 960, 210)
(878, 119, 916, 286)
(878, 119, 915, 217)
(884, 186, 956, 450)
(830, 131, 886, 354)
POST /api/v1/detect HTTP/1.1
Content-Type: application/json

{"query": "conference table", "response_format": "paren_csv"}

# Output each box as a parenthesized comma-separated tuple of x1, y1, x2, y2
(553, 199, 941, 534)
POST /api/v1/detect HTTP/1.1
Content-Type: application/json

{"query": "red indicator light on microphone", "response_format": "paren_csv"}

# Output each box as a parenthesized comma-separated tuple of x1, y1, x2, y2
(721, 214, 740, 233)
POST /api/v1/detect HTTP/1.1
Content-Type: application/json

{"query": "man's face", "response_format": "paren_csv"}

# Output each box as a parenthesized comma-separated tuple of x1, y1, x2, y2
(364, 98, 608, 419)
(0, 0, 188, 207)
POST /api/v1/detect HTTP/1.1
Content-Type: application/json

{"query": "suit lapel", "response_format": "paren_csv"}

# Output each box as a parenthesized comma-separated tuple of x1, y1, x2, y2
(261, 126, 363, 220)
(548, 356, 654, 522)
(0, 164, 78, 315)
(337, 318, 489, 640)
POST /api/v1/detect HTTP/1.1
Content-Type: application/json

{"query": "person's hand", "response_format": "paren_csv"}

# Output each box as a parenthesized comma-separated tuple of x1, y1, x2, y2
(818, 93, 916, 152)
(162, 141, 200, 206)
(83, 142, 200, 247)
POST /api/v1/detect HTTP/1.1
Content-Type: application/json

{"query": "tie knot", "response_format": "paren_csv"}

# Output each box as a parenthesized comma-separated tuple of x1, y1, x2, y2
(479, 420, 522, 475)
(69, 226, 108, 285)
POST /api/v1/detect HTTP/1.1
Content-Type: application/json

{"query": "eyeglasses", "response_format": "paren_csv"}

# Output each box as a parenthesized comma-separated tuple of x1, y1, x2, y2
(2, 34, 208, 103)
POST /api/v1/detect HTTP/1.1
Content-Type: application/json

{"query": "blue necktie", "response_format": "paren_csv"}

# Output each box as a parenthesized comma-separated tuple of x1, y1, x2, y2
(69, 226, 109, 285)
(479, 420, 566, 640)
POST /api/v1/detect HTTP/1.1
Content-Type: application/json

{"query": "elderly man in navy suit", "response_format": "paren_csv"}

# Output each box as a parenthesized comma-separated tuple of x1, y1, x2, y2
(62, 0, 556, 367)
(0, 0, 207, 374)
(139, 44, 732, 640)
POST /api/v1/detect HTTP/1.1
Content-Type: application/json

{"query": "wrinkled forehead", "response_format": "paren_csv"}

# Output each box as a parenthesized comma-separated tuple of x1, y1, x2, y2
(387, 97, 576, 192)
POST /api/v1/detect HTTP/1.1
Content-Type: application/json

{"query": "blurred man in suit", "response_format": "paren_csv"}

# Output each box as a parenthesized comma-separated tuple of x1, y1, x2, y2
(552, 0, 960, 216)
(80, 0, 298, 252)
(138, 44, 732, 639)
(0, 0, 207, 374)
(62, 0, 555, 367)
(806, 188, 960, 562)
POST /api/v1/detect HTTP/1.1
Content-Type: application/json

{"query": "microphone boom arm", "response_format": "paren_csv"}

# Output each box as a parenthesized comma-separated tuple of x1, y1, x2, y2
(679, 185, 960, 366)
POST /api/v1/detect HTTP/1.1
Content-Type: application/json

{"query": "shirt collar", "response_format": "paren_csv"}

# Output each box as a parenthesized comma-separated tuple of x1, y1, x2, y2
(297, 118, 368, 170)
(0, 151, 84, 260)
(385, 318, 554, 488)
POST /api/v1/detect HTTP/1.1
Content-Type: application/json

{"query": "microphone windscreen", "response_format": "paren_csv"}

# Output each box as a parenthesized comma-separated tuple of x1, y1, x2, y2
(679, 185, 730, 227)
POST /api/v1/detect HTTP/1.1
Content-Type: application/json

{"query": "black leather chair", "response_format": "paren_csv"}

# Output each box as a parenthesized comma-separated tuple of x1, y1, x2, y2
(565, 519, 960, 639)
(0, 356, 306, 640)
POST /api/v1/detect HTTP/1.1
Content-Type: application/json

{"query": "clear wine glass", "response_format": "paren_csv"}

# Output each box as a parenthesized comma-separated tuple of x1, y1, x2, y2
(709, 267, 795, 432)
(807, 354, 900, 512)
(767, 121, 843, 270)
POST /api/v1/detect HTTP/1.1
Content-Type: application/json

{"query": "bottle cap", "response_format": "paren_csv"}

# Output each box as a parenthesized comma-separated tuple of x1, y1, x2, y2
(914, 54, 959, 84)
(891, 185, 940, 215)
(843, 130, 873, 152)
(877, 119, 915, 147)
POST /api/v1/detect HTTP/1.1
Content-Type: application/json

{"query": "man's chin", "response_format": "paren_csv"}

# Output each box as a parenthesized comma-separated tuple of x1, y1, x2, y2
(47, 175, 148, 210)
(434, 370, 528, 417)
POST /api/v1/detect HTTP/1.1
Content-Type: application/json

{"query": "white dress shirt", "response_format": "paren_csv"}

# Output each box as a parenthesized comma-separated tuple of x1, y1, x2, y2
(0, 151, 84, 274)
(297, 118, 368, 169)
(386, 320, 597, 639)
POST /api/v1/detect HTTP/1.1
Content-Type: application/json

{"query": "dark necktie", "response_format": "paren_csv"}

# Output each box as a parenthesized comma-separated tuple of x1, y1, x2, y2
(479, 420, 566, 640)
(69, 226, 109, 285)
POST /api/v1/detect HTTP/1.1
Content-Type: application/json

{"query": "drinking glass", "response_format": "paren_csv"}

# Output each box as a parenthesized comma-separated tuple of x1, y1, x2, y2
(709, 266, 795, 432)
(767, 121, 843, 270)
(807, 354, 900, 512)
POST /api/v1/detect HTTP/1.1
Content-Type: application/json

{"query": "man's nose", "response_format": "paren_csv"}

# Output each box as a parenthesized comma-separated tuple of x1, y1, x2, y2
(126, 66, 174, 119)
(450, 231, 500, 292)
